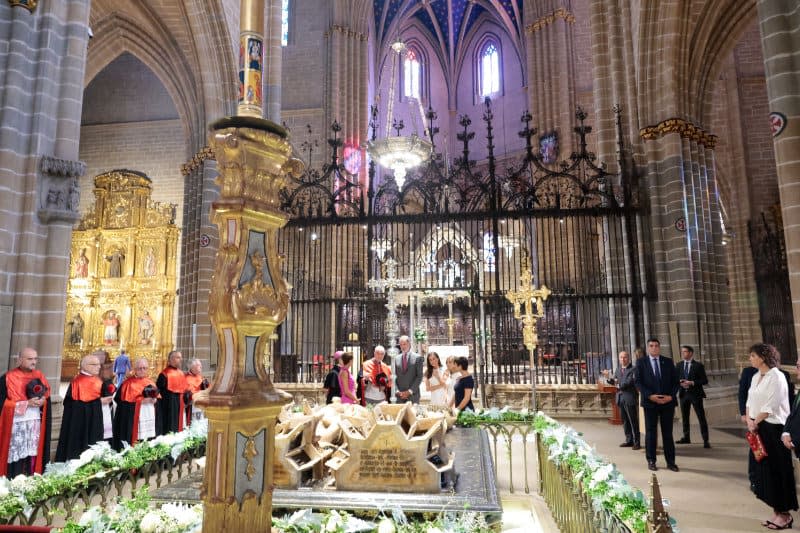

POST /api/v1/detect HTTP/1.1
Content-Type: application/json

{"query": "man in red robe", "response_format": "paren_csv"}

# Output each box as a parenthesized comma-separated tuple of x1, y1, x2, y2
(112, 357, 159, 449)
(157, 350, 188, 434)
(0, 347, 52, 476)
(184, 358, 209, 424)
(55, 355, 105, 461)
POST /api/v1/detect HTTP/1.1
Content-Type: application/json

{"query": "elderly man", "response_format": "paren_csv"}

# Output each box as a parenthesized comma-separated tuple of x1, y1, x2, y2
(391, 336, 423, 404)
(0, 348, 52, 476)
(113, 357, 159, 449)
(157, 350, 189, 434)
(362, 345, 392, 405)
(184, 358, 209, 423)
(605, 351, 640, 450)
(55, 355, 106, 461)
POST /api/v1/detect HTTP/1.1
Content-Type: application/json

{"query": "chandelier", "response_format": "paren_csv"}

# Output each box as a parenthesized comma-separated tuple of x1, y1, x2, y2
(367, 39, 432, 190)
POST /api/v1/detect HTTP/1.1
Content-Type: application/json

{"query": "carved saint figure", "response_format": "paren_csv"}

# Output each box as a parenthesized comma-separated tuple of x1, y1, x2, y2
(74, 248, 89, 278)
(138, 311, 154, 344)
(106, 249, 125, 278)
(143, 248, 157, 277)
(68, 179, 79, 212)
(68, 313, 84, 345)
(103, 311, 120, 345)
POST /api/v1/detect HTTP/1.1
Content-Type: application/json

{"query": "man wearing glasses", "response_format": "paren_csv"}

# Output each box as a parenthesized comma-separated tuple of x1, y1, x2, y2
(55, 355, 106, 461)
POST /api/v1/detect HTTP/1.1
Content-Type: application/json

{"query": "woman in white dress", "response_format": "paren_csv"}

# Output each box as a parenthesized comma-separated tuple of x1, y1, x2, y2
(444, 355, 462, 408)
(424, 352, 447, 406)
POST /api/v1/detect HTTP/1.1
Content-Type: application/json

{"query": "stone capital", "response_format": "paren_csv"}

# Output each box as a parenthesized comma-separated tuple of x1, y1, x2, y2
(37, 155, 86, 224)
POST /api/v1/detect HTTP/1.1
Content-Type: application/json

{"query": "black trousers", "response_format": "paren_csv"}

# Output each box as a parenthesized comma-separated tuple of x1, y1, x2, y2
(620, 402, 640, 444)
(644, 405, 676, 465)
(679, 393, 709, 442)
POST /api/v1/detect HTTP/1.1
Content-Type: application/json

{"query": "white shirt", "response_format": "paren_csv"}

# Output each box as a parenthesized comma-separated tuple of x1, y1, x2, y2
(746, 367, 789, 425)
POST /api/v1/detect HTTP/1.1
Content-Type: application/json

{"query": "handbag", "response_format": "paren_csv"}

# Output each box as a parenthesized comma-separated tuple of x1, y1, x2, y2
(746, 430, 768, 462)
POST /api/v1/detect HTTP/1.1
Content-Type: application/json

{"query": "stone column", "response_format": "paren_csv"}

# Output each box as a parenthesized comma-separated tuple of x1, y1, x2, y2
(756, 0, 800, 349)
(640, 123, 733, 377)
(0, 1, 90, 384)
(524, 2, 578, 155)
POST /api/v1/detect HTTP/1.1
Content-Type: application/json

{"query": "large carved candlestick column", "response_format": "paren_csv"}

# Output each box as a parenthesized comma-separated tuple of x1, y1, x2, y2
(195, 2, 303, 531)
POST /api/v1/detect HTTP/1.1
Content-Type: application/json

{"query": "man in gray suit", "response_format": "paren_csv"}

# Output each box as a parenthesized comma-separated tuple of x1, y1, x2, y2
(606, 350, 640, 449)
(391, 335, 423, 404)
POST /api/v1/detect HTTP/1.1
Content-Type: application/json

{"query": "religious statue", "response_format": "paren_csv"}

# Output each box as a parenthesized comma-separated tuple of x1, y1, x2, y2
(74, 248, 89, 278)
(103, 311, 120, 345)
(143, 248, 157, 277)
(138, 311, 154, 344)
(68, 178, 79, 212)
(106, 249, 125, 278)
(68, 313, 84, 345)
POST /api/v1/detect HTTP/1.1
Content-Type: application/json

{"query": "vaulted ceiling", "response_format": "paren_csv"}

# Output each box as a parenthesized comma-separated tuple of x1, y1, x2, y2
(373, 0, 524, 80)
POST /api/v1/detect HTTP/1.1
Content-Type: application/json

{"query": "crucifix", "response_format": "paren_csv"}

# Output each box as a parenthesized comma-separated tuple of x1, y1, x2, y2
(506, 258, 551, 411)
(445, 292, 456, 344)
(368, 257, 415, 356)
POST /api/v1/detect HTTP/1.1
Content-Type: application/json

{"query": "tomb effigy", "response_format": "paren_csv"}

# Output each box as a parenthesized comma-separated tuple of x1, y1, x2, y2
(273, 399, 456, 492)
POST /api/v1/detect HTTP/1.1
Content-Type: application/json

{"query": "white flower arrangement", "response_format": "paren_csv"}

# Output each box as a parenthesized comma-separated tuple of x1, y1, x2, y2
(0, 420, 207, 522)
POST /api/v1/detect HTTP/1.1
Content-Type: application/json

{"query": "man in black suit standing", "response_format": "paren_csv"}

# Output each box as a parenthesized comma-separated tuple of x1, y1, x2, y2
(635, 337, 680, 472)
(605, 350, 640, 449)
(676, 345, 710, 448)
(781, 359, 800, 457)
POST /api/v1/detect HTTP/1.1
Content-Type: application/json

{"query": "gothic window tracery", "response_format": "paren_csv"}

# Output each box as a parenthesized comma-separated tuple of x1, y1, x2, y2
(281, 0, 290, 46)
(479, 41, 500, 97)
(403, 48, 422, 99)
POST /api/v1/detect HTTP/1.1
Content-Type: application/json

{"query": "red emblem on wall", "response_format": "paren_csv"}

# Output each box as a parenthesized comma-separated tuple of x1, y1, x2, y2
(770, 112, 787, 138)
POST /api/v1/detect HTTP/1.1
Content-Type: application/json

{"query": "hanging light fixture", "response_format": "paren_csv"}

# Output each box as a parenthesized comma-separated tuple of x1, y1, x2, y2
(367, 39, 432, 190)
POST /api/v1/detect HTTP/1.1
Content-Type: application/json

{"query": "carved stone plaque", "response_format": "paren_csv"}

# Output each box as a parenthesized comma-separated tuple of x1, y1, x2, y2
(334, 422, 439, 492)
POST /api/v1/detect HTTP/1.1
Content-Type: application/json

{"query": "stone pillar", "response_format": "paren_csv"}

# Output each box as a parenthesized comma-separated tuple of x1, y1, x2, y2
(264, 0, 283, 123)
(524, 2, 578, 155)
(756, 0, 800, 348)
(640, 123, 733, 377)
(0, 1, 90, 383)
(325, 0, 370, 180)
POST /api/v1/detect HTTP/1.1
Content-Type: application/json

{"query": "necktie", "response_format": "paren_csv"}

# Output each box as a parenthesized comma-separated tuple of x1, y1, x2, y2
(621, 367, 626, 377)
(684, 362, 690, 379)
(402, 352, 408, 372)
(652, 358, 661, 380)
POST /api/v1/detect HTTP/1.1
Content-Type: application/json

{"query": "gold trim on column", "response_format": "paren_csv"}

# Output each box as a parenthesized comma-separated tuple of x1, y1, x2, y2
(525, 8, 575, 34)
(181, 146, 214, 176)
(8, 0, 37, 12)
(639, 118, 718, 149)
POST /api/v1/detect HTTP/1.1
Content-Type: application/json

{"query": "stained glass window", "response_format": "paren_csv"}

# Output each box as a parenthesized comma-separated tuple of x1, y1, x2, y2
(281, 0, 289, 46)
(404, 49, 421, 99)
(480, 43, 500, 96)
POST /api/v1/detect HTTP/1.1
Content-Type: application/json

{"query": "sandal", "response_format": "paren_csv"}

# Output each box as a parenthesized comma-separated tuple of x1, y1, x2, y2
(765, 517, 794, 530)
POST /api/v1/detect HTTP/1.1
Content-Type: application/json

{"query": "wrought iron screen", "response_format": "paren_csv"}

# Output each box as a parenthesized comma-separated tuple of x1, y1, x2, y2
(275, 104, 647, 388)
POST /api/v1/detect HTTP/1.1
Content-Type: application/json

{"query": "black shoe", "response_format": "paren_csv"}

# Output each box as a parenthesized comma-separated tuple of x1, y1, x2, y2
(676, 438, 691, 444)
(667, 464, 679, 472)
(704, 441, 711, 449)
(648, 462, 657, 471)
(619, 442, 633, 447)
(632, 444, 641, 450)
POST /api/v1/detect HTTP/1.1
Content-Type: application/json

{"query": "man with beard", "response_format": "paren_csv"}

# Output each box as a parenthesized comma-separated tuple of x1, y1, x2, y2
(113, 357, 159, 449)
(0, 348, 52, 476)
(55, 355, 106, 461)
(157, 350, 189, 434)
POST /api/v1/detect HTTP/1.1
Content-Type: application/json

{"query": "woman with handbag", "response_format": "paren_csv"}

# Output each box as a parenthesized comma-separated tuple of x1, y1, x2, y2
(746, 343, 797, 530)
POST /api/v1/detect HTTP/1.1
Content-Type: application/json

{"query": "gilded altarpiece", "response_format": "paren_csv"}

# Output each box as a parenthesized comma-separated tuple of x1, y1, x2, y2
(63, 170, 179, 378)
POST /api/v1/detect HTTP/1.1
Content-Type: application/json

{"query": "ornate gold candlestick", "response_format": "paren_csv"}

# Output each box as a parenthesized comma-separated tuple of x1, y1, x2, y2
(195, 3, 303, 531)
(506, 259, 550, 411)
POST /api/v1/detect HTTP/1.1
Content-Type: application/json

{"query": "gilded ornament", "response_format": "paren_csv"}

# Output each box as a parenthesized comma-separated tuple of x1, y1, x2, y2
(639, 117, 717, 148)
(243, 436, 259, 481)
(8, 0, 37, 12)
(526, 7, 575, 34)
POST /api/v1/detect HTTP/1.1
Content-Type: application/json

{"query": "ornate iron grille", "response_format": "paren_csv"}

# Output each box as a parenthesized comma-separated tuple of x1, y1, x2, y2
(276, 102, 647, 389)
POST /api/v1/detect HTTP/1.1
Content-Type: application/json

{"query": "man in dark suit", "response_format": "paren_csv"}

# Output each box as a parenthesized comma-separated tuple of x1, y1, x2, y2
(781, 360, 800, 457)
(391, 335, 423, 403)
(675, 345, 710, 448)
(606, 350, 640, 449)
(635, 337, 680, 472)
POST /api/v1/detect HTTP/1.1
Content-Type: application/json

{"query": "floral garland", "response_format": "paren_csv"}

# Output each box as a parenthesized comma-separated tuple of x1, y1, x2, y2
(55, 493, 494, 533)
(0, 419, 207, 522)
(457, 408, 677, 533)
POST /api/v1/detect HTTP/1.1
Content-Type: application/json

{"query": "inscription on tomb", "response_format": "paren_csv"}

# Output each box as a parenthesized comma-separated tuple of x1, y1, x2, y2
(358, 448, 417, 481)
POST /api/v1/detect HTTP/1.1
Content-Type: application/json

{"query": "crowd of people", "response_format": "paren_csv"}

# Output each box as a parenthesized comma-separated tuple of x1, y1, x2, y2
(0, 348, 210, 476)
(321, 335, 474, 411)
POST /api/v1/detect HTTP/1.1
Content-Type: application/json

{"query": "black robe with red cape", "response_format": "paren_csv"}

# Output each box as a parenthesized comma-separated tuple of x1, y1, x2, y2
(0, 368, 52, 476)
(112, 376, 159, 450)
(55, 373, 104, 461)
(157, 367, 187, 434)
